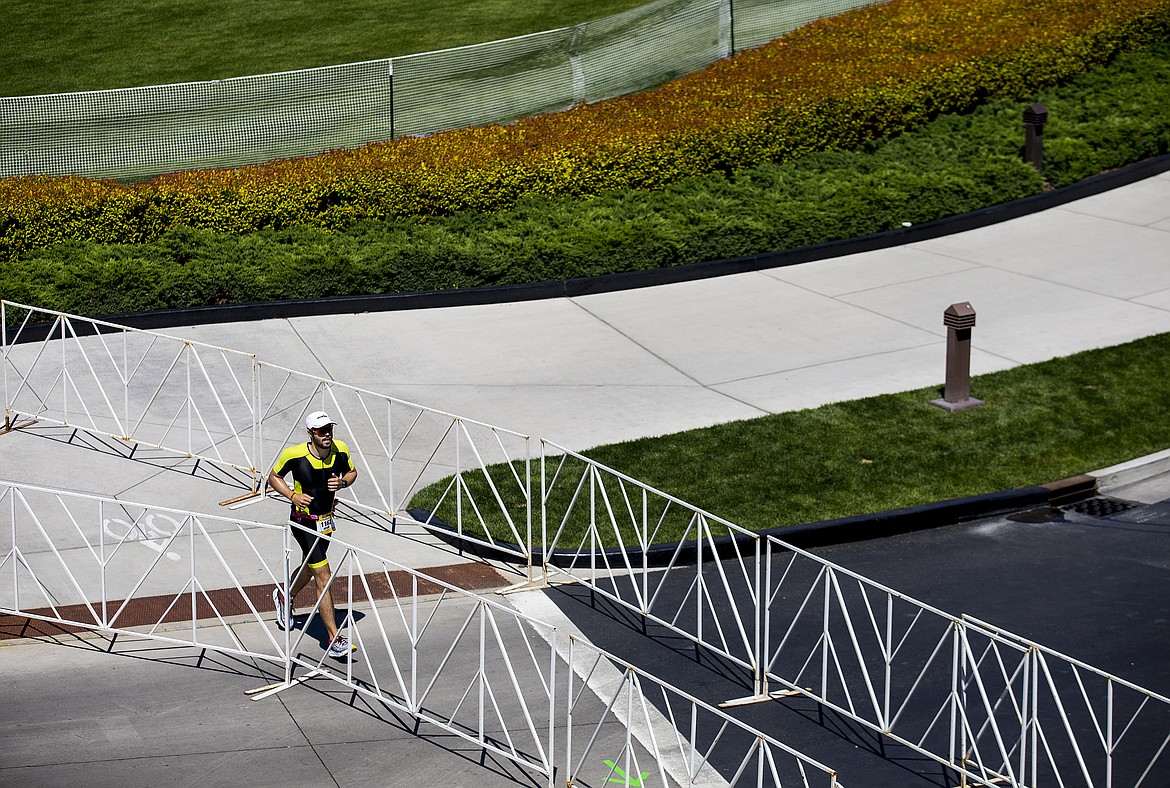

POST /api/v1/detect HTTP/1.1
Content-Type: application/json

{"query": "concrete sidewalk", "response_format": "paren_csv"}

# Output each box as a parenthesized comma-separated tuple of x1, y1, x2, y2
(169, 168, 1170, 454)
(3, 165, 1170, 787)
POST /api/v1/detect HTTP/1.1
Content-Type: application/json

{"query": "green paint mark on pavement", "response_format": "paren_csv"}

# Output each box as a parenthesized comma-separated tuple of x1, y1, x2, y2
(603, 759, 650, 786)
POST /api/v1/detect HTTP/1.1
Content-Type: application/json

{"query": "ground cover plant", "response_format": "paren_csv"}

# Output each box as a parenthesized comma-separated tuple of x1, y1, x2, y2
(411, 331, 1170, 546)
(2, 0, 1167, 267)
(2, 39, 1168, 318)
(0, 0, 648, 96)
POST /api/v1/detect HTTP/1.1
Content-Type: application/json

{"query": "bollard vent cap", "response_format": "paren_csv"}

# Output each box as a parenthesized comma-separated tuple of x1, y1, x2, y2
(1023, 103, 1048, 126)
(943, 302, 976, 328)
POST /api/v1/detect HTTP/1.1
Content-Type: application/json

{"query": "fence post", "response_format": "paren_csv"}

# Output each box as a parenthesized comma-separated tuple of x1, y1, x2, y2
(727, 0, 737, 55)
(546, 631, 557, 788)
(388, 67, 396, 140)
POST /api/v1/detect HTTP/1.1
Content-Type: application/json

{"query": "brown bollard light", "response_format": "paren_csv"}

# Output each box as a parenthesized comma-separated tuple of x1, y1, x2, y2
(1023, 103, 1048, 174)
(930, 302, 985, 412)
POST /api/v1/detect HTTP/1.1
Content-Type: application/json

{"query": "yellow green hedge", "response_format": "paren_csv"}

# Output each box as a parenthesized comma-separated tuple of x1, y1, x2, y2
(1, 0, 1168, 260)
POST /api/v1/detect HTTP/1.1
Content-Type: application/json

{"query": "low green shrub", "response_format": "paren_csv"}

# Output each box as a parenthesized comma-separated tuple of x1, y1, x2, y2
(4, 160, 1044, 318)
(1041, 46, 1170, 185)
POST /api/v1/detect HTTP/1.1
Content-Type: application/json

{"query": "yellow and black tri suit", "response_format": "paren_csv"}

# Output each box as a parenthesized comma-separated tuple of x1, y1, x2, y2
(273, 439, 355, 568)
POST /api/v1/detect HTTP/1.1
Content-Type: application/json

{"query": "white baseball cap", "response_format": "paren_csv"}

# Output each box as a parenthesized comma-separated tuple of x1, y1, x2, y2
(305, 411, 335, 430)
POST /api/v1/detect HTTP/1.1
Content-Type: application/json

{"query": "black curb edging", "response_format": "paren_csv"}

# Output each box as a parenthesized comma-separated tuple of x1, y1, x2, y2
(13, 152, 1169, 340)
(406, 475, 1097, 566)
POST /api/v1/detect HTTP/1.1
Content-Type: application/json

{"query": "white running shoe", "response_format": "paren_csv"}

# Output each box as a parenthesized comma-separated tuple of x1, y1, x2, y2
(327, 632, 357, 659)
(273, 586, 292, 631)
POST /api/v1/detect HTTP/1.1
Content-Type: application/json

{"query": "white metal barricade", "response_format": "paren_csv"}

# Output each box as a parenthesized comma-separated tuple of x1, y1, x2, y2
(565, 636, 841, 787)
(7, 302, 1170, 786)
(0, 481, 288, 659)
(1, 302, 535, 563)
(754, 535, 1170, 787)
(525, 444, 1170, 787)
(537, 440, 765, 682)
(279, 529, 559, 778)
(0, 481, 560, 781)
(0, 479, 846, 787)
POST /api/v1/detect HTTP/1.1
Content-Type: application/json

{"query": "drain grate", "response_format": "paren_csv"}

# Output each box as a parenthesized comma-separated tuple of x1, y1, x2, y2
(1063, 496, 1141, 518)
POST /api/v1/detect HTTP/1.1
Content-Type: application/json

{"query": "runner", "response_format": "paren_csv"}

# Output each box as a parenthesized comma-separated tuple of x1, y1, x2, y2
(267, 411, 359, 659)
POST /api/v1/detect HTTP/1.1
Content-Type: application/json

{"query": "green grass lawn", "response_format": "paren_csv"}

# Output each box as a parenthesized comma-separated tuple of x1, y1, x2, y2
(1, 0, 649, 95)
(583, 334, 1170, 529)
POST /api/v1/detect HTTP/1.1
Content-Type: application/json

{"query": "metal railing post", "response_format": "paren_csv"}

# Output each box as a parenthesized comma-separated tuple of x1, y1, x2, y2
(540, 442, 548, 578)
(761, 539, 773, 698)
(3, 301, 8, 430)
(753, 535, 763, 697)
(526, 438, 534, 584)
(121, 329, 130, 438)
(253, 357, 262, 488)
(59, 317, 67, 422)
(283, 525, 292, 685)
(9, 489, 17, 612)
(1029, 648, 1039, 786)
(386, 397, 396, 515)
(546, 629, 557, 788)
(951, 621, 962, 770)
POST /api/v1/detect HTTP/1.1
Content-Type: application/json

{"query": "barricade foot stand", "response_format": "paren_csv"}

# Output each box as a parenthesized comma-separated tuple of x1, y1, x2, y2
(220, 473, 265, 508)
(1, 412, 39, 435)
(954, 755, 1010, 787)
(719, 687, 811, 708)
(497, 568, 579, 595)
(245, 667, 329, 701)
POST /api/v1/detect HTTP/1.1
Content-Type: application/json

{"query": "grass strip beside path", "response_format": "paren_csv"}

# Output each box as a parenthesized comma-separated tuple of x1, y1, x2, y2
(413, 332, 1170, 545)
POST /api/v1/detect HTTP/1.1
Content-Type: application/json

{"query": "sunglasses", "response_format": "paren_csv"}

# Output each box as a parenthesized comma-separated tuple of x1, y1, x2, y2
(309, 425, 334, 436)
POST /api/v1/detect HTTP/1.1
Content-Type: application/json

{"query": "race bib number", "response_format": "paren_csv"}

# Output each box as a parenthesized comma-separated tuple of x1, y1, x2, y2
(315, 513, 335, 535)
